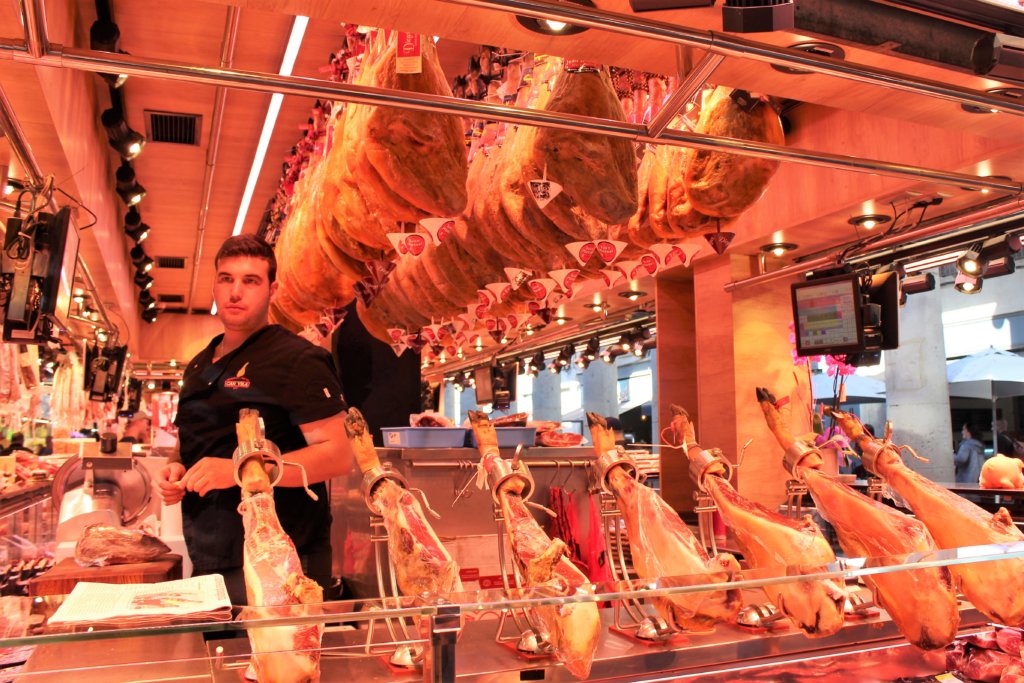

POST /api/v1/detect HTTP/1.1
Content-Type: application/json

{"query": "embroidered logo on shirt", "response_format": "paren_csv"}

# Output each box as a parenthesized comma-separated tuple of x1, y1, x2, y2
(224, 362, 252, 390)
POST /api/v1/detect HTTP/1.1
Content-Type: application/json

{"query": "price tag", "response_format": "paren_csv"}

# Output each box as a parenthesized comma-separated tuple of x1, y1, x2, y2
(395, 32, 422, 74)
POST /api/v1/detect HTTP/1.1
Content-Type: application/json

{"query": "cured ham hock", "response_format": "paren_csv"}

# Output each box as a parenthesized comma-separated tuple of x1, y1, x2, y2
(586, 412, 741, 631)
(675, 407, 846, 638)
(468, 411, 600, 679)
(235, 410, 323, 683)
(826, 406, 1024, 628)
(758, 388, 959, 650)
(344, 408, 462, 597)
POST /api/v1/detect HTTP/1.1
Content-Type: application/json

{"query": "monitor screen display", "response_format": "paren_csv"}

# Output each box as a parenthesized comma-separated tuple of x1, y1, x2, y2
(792, 274, 864, 357)
(474, 366, 495, 405)
(53, 218, 80, 327)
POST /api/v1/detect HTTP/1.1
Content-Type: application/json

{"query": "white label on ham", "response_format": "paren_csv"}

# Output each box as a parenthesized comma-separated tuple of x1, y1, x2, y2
(528, 179, 563, 209)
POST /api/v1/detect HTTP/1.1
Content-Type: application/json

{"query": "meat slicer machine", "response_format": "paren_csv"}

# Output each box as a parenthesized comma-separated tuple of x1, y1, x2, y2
(51, 436, 182, 565)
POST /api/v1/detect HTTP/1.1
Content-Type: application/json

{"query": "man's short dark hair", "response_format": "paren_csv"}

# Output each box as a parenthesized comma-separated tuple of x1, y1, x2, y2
(214, 234, 276, 284)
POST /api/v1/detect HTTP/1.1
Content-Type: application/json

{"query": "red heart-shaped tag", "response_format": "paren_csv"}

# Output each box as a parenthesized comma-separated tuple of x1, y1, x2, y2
(596, 241, 618, 263)
(641, 254, 659, 274)
(437, 220, 455, 243)
(405, 234, 426, 256)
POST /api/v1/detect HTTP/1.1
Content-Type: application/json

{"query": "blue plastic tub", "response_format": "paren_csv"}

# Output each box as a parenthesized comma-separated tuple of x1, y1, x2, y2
(381, 427, 467, 448)
(466, 427, 537, 449)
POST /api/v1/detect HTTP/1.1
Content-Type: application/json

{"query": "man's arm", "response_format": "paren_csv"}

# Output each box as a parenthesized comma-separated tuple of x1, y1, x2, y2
(180, 410, 354, 496)
(276, 409, 354, 487)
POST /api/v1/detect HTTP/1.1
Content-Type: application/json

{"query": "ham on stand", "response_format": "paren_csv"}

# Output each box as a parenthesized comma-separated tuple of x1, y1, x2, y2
(234, 410, 324, 683)
(587, 412, 741, 632)
(468, 411, 600, 680)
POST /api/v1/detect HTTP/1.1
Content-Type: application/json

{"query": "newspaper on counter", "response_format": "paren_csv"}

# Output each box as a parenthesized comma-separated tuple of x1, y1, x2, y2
(47, 574, 232, 628)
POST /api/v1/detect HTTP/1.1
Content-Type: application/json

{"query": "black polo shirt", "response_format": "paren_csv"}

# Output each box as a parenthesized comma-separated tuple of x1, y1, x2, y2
(174, 324, 345, 573)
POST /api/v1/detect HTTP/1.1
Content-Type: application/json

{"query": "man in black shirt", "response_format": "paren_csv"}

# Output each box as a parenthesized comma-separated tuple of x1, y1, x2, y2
(156, 235, 353, 605)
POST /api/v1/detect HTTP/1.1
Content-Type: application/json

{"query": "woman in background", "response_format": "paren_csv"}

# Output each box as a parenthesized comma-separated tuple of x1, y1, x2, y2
(954, 422, 986, 484)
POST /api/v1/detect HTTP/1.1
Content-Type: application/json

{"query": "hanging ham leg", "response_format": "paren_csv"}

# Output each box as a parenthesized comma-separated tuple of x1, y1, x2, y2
(826, 407, 1024, 628)
(235, 411, 323, 683)
(587, 413, 741, 631)
(675, 409, 846, 638)
(468, 411, 600, 680)
(344, 408, 462, 597)
(757, 388, 959, 649)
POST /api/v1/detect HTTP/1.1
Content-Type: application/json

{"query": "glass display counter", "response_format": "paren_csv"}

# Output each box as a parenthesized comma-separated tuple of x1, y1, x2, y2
(1, 541, 1021, 682)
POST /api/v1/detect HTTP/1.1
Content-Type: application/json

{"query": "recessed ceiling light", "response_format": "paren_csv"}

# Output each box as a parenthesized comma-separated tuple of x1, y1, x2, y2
(848, 214, 891, 230)
(960, 87, 1023, 114)
(516, 0, 593, 35)
(618, 290, 647, 301)
(554, 315, 573, 325)
(760, 242, 797, 257)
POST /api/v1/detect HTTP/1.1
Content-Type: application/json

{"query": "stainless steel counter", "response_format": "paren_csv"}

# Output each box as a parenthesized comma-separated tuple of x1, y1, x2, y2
(19, 633, 212, 682)
(203, 599, 986, 682)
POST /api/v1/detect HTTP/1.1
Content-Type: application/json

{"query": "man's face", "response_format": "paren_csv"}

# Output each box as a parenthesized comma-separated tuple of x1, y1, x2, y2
(213, 256, 277, 331)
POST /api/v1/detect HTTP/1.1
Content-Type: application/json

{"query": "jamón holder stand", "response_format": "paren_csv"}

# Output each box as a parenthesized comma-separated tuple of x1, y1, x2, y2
(595, 449, 676, 643)
(358, 463, 437, 670)
(487, 446, 554, 658)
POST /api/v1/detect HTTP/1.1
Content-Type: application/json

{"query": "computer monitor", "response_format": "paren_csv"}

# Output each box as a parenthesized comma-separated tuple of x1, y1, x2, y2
(791, 273, 864, 357)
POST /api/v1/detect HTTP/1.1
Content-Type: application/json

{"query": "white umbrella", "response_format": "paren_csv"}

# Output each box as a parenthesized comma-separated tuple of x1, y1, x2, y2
(947, 347, 1024, 450)
(812, 372, 886, 404)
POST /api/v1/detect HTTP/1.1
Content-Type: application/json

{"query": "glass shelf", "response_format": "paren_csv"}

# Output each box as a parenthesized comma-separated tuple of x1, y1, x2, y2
(1, 540, 1021, 649)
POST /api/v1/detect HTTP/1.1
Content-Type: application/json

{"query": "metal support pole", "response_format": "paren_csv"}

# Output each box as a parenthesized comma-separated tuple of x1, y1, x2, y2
(441, 0, 1024, 116)
(0, 36, 1018, 193)
(427, 604, 462, 683)
(648, 53, 724, 138)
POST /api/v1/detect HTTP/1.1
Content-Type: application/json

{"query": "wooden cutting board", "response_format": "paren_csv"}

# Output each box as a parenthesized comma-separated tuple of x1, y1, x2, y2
(28, 555, 183, 597)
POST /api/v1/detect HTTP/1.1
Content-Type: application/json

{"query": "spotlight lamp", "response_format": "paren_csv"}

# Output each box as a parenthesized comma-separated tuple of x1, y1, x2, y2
(954, 272, 982, 294)
(115, 162, 146, 205)
(141, 308, 158, 324)
(134, 271, 154, 290)
(848, 214, 891, 230)
(139, 290, 157, 310)
(584, 336, 600, 361)
(101, 108, 146, 159)
(139, 256, 154, 273)
(760, 242, 797, 258)
(126, 222, 150, 243)
(90, 18, 129, 88)
(516, 0, 593, 35)
(956, 243, 985, 276)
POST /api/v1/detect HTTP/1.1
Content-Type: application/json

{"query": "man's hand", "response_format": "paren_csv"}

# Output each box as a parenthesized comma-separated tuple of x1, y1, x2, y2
(181, 457, 237, 497)
(157, 462, 186, 504)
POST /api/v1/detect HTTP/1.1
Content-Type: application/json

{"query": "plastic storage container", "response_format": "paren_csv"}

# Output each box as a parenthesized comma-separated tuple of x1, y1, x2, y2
(381, 428, 468, 448)
(466, 427, 537, 449)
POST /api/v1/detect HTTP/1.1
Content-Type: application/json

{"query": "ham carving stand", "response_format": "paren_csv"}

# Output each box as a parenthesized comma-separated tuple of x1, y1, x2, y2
(358, 462, 442, 670)
(482, 446, 557, 658)
(593, 448, 677, 643)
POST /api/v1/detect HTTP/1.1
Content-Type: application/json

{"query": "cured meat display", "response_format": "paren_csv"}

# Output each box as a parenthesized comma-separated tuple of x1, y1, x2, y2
(826, 407, 1024, 628)
(74, 524, 172, 567)
(344, 408, 462, 597)
(757, 388, 959, 650)
(587, 413, 741, 631)
(468, 411, 600, 680)
(946, 627, 1024, 682)
(675, 408, 846, 637)
(235, 411, 324, 683)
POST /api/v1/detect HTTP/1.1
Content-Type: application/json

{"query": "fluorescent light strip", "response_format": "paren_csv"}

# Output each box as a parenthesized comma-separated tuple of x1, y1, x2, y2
(903, 251, 962, 273)
(216, 15, 308, 317)
(229, 14, 309, 239)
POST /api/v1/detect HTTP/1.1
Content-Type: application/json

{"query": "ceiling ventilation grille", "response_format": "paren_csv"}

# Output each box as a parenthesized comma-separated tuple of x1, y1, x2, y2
(157, 294, 185, 303)
(156, 256, 187, 269)
(145, 111, 201, 145)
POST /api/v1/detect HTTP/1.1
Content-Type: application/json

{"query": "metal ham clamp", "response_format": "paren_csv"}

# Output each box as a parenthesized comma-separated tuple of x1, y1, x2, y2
(589, 411, 741, 637)
(343, 408, 462, 672)
(677, 407, 847, 638)
(468, 410, 601, 680)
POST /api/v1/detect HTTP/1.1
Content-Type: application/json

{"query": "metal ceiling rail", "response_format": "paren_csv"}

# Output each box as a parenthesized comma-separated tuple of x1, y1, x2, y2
(442, 0, 1024, 117)
(0, 81, 116, 336)
(723, 194, 1024, 291)
(1, 39, 1020, 195)
(186, 6, 241, 314)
